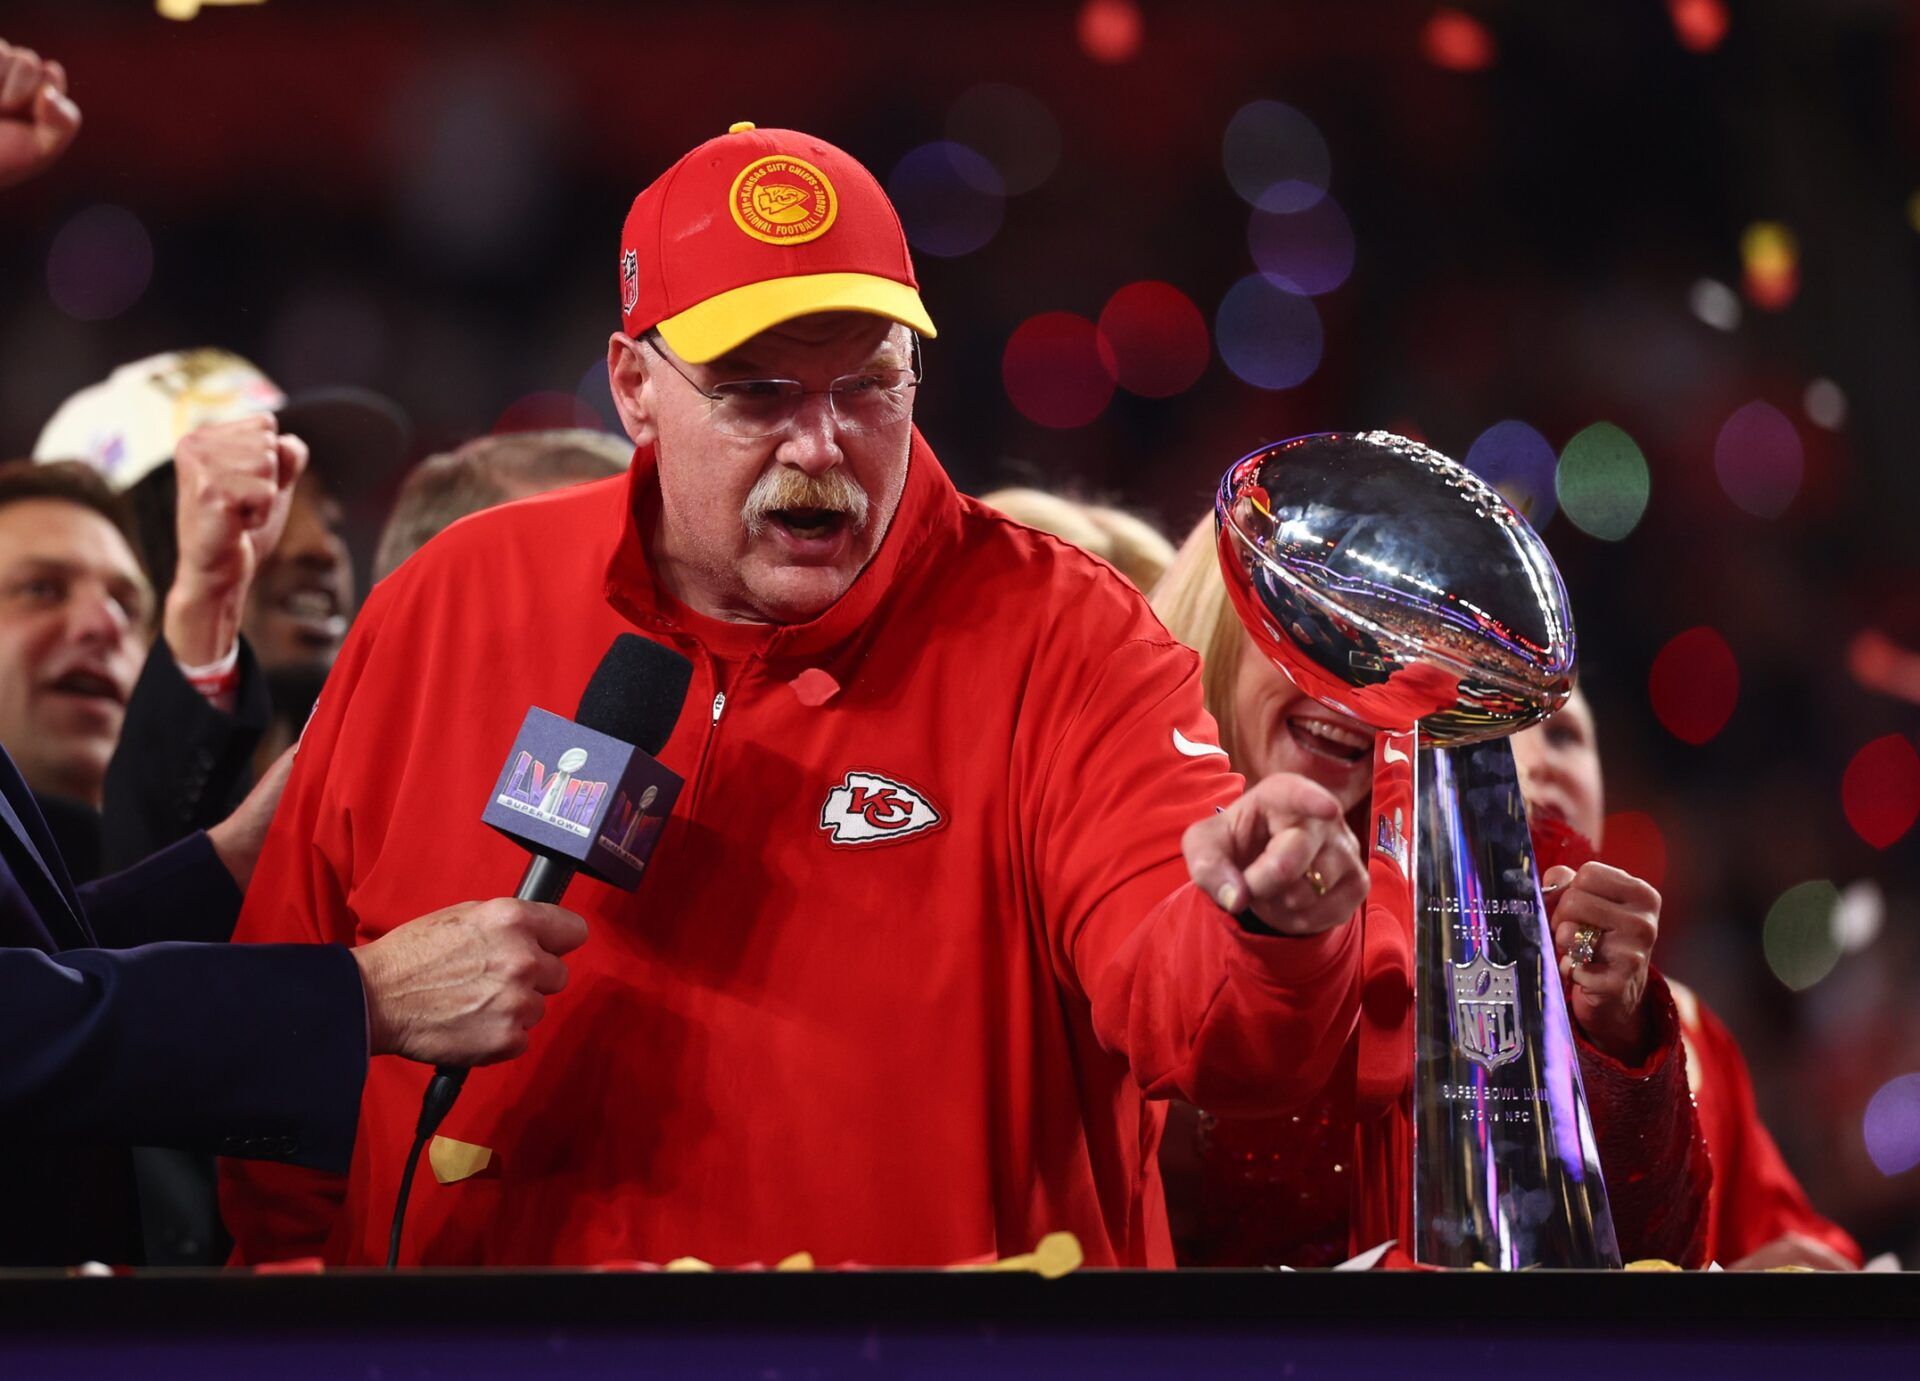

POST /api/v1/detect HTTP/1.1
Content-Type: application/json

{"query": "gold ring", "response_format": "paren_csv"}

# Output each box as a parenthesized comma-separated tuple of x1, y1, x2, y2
(1303, 867, 1329, 897)
(1571, 926, 1601, 968)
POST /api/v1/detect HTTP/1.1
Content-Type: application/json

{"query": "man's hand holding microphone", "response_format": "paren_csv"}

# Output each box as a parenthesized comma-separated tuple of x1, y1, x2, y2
(353, 900, 589, 1067)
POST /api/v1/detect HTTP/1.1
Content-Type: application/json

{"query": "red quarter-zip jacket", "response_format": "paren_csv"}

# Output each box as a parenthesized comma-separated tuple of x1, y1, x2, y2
(220, 432, 1362, 1267)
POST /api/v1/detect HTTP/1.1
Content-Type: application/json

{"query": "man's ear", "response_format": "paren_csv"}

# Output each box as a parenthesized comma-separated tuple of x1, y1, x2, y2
(607, 333, 656, 446)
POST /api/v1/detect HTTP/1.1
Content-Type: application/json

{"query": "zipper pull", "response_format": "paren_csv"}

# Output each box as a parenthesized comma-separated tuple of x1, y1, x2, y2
(711, 690, 726, 724)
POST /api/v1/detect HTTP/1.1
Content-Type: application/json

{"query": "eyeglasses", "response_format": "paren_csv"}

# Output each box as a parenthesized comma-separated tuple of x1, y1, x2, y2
(642, 333, 922, 440)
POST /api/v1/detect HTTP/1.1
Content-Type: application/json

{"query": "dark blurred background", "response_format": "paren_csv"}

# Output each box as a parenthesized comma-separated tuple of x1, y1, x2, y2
(3, 0, 1917, 1260)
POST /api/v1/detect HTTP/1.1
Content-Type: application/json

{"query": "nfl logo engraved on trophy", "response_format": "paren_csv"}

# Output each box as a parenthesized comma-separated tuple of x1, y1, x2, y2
(1449, 953, 1523, 1070)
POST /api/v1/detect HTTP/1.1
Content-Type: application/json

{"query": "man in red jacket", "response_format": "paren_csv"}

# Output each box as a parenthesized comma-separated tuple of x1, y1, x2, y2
(221, 124, 1367, 1268)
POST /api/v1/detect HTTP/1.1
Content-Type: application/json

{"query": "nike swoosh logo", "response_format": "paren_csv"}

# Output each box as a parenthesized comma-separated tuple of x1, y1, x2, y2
(1382, 740, 1409, 765)
(1172, 729, 1229, 759)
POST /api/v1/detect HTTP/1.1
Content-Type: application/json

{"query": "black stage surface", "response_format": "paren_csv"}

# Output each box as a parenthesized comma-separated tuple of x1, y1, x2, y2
(0, 1269, 1915, 1376)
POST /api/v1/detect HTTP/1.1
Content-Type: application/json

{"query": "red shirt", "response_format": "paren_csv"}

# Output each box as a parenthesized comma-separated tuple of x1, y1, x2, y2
(1671, 981, 1863, 1267)
(220, 433, 1362, 1268)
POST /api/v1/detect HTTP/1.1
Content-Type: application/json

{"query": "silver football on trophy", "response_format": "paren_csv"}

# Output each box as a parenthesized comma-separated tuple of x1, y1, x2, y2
(1215, 430, 1575, 745)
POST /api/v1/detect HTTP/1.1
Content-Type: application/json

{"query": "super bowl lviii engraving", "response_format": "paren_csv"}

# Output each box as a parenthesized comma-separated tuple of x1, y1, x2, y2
(1215, 430, 1620, 1270)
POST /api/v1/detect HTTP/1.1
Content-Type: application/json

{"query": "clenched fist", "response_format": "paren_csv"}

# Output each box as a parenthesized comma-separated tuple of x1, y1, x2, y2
(0, 40, 81, 191)
(350, 898, 590, 1068)
(1184, 773, 1368, 936)
(165, 414, 309, 665)
(1545, 861, 1661, 1063)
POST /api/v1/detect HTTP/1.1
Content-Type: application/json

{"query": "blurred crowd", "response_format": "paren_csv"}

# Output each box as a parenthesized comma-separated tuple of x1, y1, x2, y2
(1, 0, 1915, 1265)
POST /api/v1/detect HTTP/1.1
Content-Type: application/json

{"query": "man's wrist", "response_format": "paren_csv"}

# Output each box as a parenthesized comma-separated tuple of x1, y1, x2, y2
(163, 577, 246, 666)
(350, 943, 394, 1057)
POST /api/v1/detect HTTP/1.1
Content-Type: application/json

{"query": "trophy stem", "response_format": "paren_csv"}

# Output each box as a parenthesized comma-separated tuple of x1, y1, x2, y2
(1408, 737, 1622, 1269)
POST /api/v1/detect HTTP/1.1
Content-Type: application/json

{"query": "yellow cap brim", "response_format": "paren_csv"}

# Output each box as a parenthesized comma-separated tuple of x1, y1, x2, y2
(656, 272, 937, 364)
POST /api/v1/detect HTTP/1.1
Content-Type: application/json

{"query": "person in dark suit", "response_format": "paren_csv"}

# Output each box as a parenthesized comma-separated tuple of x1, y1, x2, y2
(0, 739, 590, 1266)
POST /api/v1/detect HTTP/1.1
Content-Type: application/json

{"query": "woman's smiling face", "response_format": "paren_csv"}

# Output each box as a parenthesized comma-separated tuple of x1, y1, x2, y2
(1229, 650, 1376, 814)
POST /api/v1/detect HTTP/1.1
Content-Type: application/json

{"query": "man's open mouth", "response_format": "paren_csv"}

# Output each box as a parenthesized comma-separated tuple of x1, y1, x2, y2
(770, 507, 848, 536)
(47, 667, 125, 706)
(275, 585, 350, 647)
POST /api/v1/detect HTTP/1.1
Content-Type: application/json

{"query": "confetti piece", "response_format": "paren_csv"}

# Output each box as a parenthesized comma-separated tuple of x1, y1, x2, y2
(428, 1136, 496, 1185)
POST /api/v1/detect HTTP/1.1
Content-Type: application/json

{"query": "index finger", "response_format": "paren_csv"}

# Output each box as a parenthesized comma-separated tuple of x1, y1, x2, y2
(1183, 806, 1259, 914)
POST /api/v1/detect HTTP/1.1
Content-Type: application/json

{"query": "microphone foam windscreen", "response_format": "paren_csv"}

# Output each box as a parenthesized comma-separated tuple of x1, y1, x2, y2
(575, 634, 694, 755)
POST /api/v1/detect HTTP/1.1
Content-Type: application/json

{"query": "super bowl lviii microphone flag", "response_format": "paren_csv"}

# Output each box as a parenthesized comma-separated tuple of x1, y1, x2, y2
(483, 706, 685, 891)
(1216, 431, 1619, 1270)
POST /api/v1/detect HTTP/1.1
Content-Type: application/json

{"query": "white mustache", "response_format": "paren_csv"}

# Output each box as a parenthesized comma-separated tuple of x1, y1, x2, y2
(741, 467, 870, 537)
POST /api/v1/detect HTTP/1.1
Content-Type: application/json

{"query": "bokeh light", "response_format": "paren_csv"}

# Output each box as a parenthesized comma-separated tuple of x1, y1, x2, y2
(46, 205, 154, 322)
(1687, 278, 1741, 331)
(1555, 422, 1649, 540)
(1713, 399, 1803, 518)
(1835, 879, 1886, 955)
(1804, 377, 1847, 431)
(887, 143, 1005, 259)
(1863, 1075, 1920, 1176)
(1097, 282, 1210, 398)
(389, 55, 563, 273)
(946, 84, 1062, 196)
(1600, 810, 1668, 889)
(1667, 0, 1730, 52)
(1648, 626, 1739, 745)
(1463, 419, 1559, 527)
(1841, 733, 1920, 849)
(1223, 101, 1330, 212)
(1077, 0, 1142, 63)
(1741, 220, 1799, 311)
(1214, 275, 1323, 390)
(492, 391, 607, 435)
(1422, 8, 1497, 72)
(1761, 880, 1843, 991)
(1248, 196, 1355, 296)
(1003, 312, 1115, 429)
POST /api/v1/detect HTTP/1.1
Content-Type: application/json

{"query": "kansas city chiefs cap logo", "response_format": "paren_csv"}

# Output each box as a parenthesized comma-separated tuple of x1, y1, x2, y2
(730, 155, 838, 246)
(820, 770, 942, 846)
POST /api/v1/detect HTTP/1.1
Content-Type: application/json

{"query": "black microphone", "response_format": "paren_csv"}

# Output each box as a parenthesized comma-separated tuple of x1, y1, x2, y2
(388, 634, 693, 1267)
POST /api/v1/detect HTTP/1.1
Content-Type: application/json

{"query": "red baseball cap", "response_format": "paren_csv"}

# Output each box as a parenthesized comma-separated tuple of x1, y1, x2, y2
(619, 122, 937, 363)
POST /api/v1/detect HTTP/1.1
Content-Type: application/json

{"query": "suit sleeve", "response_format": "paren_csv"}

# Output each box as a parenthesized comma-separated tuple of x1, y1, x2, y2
(1575, 971, 1712, 1267)
(218, 584, 394, 1264)
(0, 941, 365, 1172)
(1031, 635, 1362, 1116)
(79, 831, 244, 949)
(101, 636, 271, 873)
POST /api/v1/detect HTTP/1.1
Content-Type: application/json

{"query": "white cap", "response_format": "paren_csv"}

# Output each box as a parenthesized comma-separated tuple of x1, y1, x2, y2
(33, 349, 287, 492)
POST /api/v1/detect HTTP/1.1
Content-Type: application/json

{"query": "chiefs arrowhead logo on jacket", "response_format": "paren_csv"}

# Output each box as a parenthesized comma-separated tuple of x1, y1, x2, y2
(819, 770, 944, 846)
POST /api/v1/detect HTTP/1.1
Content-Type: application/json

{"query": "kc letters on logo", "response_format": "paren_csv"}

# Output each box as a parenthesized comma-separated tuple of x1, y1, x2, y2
(819, 770, 942, 846)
